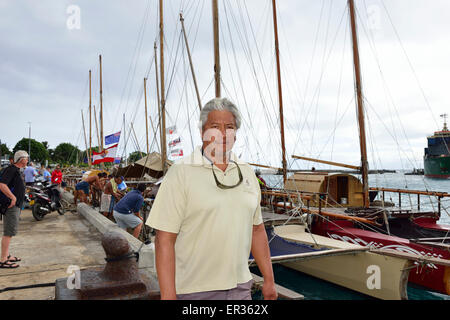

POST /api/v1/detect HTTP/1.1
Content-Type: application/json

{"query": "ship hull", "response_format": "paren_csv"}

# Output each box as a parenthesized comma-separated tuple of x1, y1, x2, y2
(424, 156, 450, 178)
(312, 219, 450, 295)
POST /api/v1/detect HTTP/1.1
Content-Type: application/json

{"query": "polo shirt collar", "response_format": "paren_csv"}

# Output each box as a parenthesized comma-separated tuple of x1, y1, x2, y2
(188, 146, 243, 168)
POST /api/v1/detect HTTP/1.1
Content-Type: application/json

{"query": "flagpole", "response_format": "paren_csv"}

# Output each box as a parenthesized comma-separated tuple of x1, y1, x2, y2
(89, 69, 92, 168)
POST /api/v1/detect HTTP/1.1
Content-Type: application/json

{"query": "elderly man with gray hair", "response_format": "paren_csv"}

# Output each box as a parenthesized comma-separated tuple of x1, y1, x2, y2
(146, 97, 277, 300)
(0, 150, 28, 268)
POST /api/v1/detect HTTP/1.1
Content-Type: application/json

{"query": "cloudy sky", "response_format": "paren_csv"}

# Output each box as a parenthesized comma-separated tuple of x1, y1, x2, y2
(0, 0, 449, 171)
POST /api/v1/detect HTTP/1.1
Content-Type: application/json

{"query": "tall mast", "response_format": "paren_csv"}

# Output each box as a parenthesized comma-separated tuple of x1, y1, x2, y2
(271, 0, 287, 184)
(144, 77, 149, 154)
(81, 110, 89, 165)
(154, 42, 163, 156)
(159, 0, 167, 173)
(212, 0, 221, 98)
(123, 113, 127, 166)
(180, 13, 202, 110)
(348, 0, 369, 208)
(89, 70, 92, 167)
(99, 54, 104, 153)
(94, 105, 101, 152)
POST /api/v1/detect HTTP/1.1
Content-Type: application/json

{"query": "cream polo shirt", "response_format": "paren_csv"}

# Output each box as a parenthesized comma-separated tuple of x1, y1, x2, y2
(146, 146, 263, 294)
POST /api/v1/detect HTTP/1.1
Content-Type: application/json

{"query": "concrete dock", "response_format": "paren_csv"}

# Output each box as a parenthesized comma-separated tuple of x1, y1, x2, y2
(0, 209, 106, 300)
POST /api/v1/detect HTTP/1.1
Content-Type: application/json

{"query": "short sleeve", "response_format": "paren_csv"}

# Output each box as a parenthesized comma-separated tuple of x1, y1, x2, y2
(0, 167, 16, 186)
(146, 164, 187, 234)
(253, 187, 263, 225)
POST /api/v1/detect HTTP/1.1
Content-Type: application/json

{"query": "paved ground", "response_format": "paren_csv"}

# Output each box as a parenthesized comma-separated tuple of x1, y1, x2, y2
(0, 209, 106, 300)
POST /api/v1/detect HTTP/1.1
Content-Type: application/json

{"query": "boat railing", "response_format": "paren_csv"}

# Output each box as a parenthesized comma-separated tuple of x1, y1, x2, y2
(369, 187, 450, 214)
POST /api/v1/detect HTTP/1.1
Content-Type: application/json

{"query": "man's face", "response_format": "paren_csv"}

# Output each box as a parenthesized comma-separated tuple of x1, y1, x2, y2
(17, 157, 28, 168)
(115, 177, 123, 184)
(202, 110, 237, 161)
(56, 165, 60, 170)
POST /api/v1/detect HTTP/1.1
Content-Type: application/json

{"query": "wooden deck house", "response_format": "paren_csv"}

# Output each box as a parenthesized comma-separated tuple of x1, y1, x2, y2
(284, 172, 365, 207)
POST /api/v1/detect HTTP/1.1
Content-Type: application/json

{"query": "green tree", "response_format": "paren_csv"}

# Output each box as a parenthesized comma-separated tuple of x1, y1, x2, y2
(13, 138, 49, 163)
(128, 151, 147, 163)
(53, 143, 81, 165)
(0, 143, 11, 157)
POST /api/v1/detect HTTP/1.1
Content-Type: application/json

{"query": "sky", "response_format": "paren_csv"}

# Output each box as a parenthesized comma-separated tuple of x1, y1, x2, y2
(0, 0, 449, 171)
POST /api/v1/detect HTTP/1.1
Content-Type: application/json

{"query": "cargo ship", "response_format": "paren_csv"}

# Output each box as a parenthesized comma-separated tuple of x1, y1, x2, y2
(424, 114, 450, 179)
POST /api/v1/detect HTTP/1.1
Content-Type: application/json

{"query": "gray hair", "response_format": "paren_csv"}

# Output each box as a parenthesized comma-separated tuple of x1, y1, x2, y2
(14, 150, 29, 163)
(198, 98, 242, 131)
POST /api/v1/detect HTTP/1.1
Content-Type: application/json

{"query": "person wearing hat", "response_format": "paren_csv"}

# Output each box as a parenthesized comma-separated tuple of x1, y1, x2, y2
(0, 150, 28, 268)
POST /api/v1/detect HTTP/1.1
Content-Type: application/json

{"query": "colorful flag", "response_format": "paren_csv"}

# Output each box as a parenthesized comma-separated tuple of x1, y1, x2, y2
(105, 131, 121, 145)
(168, 137, 181, 147)
(92, 144, 118, 164)
(114, 157, 121, 164)
(166, 125, 176, 135)
(170, 148, 183, 157)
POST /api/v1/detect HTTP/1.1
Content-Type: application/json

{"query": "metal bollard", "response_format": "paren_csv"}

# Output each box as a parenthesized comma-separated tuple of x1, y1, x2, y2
(55, 231, 160, 300)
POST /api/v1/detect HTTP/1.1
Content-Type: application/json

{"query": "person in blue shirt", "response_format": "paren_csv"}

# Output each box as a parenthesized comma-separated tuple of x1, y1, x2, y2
(43, 166, 51, 183)
(113, 184, 146, 238)
(23, 162, 37, 186)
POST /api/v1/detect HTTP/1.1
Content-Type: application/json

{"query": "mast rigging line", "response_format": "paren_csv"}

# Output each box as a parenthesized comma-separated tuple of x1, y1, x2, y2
(353, 2, 423, 174)
(380, 0, 448, 155)
(289, 4, 349, 170)
(221, 0, 281, 165)
(112, 0, 152, 133)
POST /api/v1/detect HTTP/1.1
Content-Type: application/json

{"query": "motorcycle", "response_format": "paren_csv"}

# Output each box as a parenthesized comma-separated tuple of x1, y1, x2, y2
(29, 183, 65, 221)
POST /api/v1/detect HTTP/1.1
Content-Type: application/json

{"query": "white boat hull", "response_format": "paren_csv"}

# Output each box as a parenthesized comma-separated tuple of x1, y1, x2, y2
(274, 224, 411, 300)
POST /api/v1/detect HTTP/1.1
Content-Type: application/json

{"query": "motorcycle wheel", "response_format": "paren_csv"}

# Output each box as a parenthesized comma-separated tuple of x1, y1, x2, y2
(32, 203, 45, 221)
(57, 205, 65, 215)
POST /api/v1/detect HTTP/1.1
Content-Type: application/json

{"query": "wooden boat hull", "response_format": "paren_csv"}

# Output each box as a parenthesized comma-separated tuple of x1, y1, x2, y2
(273, 224, 411, 300)
(312, 219, 450, 295)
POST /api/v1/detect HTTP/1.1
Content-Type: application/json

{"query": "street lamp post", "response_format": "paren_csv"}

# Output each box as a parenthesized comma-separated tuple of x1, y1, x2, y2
(28, 122, 31, 160)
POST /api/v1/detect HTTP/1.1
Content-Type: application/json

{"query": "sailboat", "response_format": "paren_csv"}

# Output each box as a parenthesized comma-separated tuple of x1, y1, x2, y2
(269, 0, 450, 295)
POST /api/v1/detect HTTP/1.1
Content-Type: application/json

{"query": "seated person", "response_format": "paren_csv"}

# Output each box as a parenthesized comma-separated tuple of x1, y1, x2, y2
(112, 184, 146, 239)
(100, 175, 124, 218)
(73, 172, 107, 205)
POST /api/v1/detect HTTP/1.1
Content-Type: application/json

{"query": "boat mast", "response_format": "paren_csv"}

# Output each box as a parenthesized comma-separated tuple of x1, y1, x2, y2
(81, 110, 89, 165)
(180, 13, 202, 110)
(144, 77, 149, 154)
(441, 113, 448, 131)
(212, 0, 221, 98)
(348, 0, 369, 208)
(99, 54, 104, 154)
(159, 0, 167, 173)
(271, 0, 287, 184)
(89, 70, 92, 167)
(94, 105, 101, 152)
(123, 113, 127, 166)
(154, 42, 163, 156)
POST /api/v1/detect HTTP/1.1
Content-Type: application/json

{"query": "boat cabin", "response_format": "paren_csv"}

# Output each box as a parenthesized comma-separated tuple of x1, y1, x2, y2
(284, 172, 365, 207)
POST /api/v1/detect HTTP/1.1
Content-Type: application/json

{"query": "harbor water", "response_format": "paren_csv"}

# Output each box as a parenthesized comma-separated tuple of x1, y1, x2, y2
(258, 171, 450, 300)
(263, 171, 450, 225)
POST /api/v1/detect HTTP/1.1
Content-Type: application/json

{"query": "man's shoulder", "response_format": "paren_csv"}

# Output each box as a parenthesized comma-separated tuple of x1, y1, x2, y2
(0, 165, 20, 183)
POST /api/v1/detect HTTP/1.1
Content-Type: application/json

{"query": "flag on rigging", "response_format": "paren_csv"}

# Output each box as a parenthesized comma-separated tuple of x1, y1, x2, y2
(92, 144, 118, 164)
(105, 131, 121, 145)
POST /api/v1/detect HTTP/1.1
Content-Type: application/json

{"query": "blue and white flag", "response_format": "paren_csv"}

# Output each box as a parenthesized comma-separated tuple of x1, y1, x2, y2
(105, 131, 121, 145)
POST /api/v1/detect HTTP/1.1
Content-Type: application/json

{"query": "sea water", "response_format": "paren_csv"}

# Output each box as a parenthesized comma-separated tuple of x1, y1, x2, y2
(257, 172, 450, 300)
(262, 171, 450, 224)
